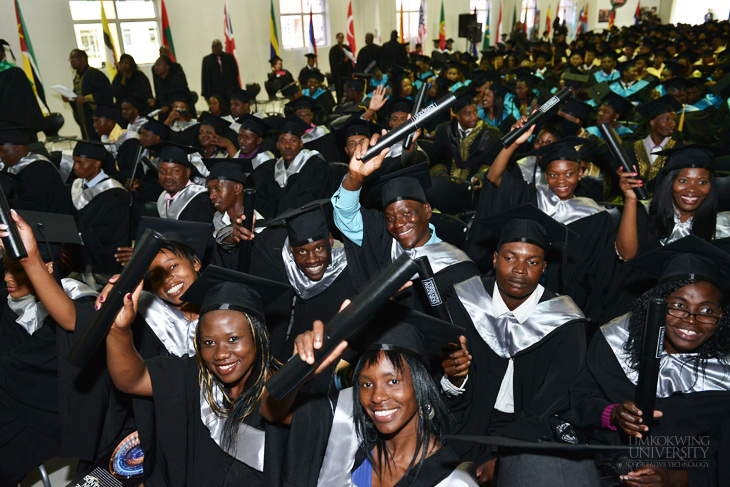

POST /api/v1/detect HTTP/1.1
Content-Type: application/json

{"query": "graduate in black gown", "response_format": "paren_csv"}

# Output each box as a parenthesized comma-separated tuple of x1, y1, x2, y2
(154, 142, 215, 222)
(70, 141, 131, 270)
(251, 200, 357, 378)
(467, 122, 612, 311)
(0, 212, 120, 485)
(565, 239, 730, 487)
(254, 116, 333, 219)
(445, 206, 588, 484)
(261, 303, 479, 486)
(0, 124, 71, 214)
(233, 114, 276, 170)
(332, 149, 477, 314)
(102, 266, 290, 486)
(285, 96, 342, 162)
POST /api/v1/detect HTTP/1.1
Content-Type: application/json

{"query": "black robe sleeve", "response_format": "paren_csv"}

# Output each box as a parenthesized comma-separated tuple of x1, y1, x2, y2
(76, 187, 131, 266)
(177, 192, 216, 223)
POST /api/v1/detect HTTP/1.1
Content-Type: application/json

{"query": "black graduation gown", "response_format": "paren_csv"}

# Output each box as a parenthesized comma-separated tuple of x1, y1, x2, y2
(0, 64, 44, 130)
(165, 191, 217, 223)
(466, 170, 614, 313)
(74, 182, 132, 266)
(153, 73, 193, 115)
(253, 153, 333, 219)
(564, 320, 730, 487)
(301, 130, 342, 163)
(144, 355, 268, 486)
(70, 66, 113, 141)
(426, 120, 503, 180)
(4, 156, 73, 214)
(444, 277, 588, 464)
(111, 70, 153, 109)
(0, 296, 125, 484)
(201, 52, 240, 100)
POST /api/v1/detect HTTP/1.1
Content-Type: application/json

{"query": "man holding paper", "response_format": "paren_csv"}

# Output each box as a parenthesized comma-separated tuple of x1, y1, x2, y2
(62, 49, 113, 141)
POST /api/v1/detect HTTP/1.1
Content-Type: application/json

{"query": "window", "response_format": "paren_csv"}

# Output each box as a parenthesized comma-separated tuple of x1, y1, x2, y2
(470, 0, 489, 30)
(521, 0, 537, 33)
(395, 0, 421, 41)
(558, 0, 575, 28)
(279, 0, 326, 50)
(69, 0, 159, 69)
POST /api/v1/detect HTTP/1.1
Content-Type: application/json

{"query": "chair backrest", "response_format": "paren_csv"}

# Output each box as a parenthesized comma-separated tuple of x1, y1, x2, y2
(715, 175, 730, 212)
(265, 80, 281, 100)
(142, 201, 160, 218)
(42, 112, 65, 138)
(425, 175, 474, 214)
(245, 82, 261, 99)
(429, 212, 469, 249)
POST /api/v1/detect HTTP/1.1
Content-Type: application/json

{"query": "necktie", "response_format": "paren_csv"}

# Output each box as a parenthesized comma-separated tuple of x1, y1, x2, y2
(82, 183, 89, 190)
(217, 56, 222, 73)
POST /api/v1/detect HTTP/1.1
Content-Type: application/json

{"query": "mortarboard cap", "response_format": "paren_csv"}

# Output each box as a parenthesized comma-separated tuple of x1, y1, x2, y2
(628, 235, 730, 292)
(636, 94, 682, 120)
(533, 51, 552, 62)
(0, 122, 33, 145)
(141, 119, 170, 140)
(386, 96, 414, 118)
(304, 70, 326, 83)
(121, 95, 145, 110)
(72, 140, 110, 161)
(304, 53, 318, 59)
(515, 69, 540, 88)
(285, 95, 320, 113)
(656, 144, 730, 177)
(270, 115, 311, 137)
(616, 59, 637, 73)
(483, 203, 577, 252)
(198, 111, 232, 135)
(268, 55, 283, 65)
(370, 162, 432, 210)
(487, 81, 510, 99)
(265, 198, 331, 248)
(452, 86, 478, 113)
(361, 301, 464, 365)
(228, 88, 254, 103)
(237, 114, 270, 137)
(344, 77, 366, 93)
(562, 71, 590, 88)
(586, 81, 611, 102)
(149, 141, 199, 168)
(599, 51, 619, 60)
(16, 210, 81, 262)
(662, 61, 683, 76)
(335, 116, 385, 143)
(204, 159, 249, 183)
(280, 81, 301, 98)
(180, 265, 291, 322)
(93, 103, 121, 121)
(558, 99, 594, 123)
(135, 216, 212, 260)
(600, 92, 633, 120)
(711, 74, 730, 98)
(536, 136, 592, 168)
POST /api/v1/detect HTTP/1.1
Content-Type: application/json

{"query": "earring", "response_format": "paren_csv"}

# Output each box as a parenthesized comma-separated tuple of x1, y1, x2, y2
(425, 403, 435, 420)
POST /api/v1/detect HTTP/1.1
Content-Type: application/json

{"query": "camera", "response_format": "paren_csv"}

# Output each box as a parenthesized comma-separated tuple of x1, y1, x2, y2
(176, 108, 187, 117)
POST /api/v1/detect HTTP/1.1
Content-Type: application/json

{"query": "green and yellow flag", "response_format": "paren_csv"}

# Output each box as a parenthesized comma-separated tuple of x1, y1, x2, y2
(483, 8, 490, 49)
(270, 0, 280, 58)
(438, 0, 445, 50)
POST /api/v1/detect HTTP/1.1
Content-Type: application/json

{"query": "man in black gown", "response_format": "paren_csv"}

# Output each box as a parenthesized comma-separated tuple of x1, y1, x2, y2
(200, 39, 240, 100)
(64, 49, 113, 140)
(154, 143, 215, 222)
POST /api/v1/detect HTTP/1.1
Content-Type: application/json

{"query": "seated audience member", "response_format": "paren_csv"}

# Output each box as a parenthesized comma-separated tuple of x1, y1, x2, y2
(154, 142, 215, 222)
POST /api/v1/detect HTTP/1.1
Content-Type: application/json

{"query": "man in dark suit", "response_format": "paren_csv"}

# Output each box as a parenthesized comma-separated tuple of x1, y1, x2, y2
(356, 33, 381, 72)
(380, 30, 408, 72)
(200, 39, 240, 100)
(329, 33, 354, 104)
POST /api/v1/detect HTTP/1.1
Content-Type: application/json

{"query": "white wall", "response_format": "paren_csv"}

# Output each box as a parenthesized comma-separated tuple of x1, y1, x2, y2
(1, 0, 681, 140)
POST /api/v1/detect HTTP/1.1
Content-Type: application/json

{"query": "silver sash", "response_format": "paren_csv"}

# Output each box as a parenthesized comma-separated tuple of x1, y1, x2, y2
(454, 276, 584, 358)
(516, 155, 545, 185)
(535, 185, 605, 225)
(6, 154, 57, 175)
(200, 384, 265, 471)
(301, 125, 331, 143)
(190, 152, 212, 178)
(156, 184, 208, 220)
(252, 150, 275, 171)
(71, 176, 127, 211)
(102, 129, 139, 157)
(317, 388, 358, 486)
(601, 313, 730, 397)
(390, 239, 473, 277)
(715, 212, 730, 239)
(659, 210, 730, 246)
(435, 463, 479, 487)
(282, 237, 347, 300)
(273, 149, 322, 188)
(7, 278, 97, 335)
(386, 140, 405, 159)
(127, 116, 148, 134)
(137, 291, 197, 357)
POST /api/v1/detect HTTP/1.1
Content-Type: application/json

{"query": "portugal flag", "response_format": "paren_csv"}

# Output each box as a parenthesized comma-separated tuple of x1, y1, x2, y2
(438, 0, 445, 50)
(160, 0, 177, 62)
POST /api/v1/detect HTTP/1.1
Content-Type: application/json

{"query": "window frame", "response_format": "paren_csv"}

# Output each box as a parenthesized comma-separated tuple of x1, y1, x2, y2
(278, 0, 328, 51)
(395, 0, 422, 42)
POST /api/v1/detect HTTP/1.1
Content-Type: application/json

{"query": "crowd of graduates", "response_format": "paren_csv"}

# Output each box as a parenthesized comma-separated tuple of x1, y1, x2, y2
(2, 14, 730, 487)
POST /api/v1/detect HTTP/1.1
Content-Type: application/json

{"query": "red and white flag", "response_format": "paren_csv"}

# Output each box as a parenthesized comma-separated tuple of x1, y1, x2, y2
(224, 1, 240, 84)
(347, 0, 356, 58)
(417, 0, 427, 47)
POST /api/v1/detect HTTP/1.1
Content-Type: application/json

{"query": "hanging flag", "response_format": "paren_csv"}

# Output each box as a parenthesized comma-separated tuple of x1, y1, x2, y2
(399, 2, 405, 43)
(580, 4, 588, 34)
(347, 0, 356, 56)
(160, 0, 177, 62)
(546, 4, 552, 35)
(223, 1, 240, 85)
(495, 0, 502, 45)
(439, 0, 445, 50)
(269, 0, 280, 59)
(374, 1, 382, 44)
(100, 0, 118, 79)
(13, 0, 47, 113)
(308, 6, 318, 65)
(472, 7, 478, 56)
(513, 3, 518, 32)
(523, 5, 528, 34)
(417, 0, 427, 48)
(635, 1, 641, 24)
(482, 7, 490, 49)
(608, 6, 615, 29)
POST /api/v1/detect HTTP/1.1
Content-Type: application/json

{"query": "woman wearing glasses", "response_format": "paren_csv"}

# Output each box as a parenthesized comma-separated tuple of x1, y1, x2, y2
(565, 241, 730, 487)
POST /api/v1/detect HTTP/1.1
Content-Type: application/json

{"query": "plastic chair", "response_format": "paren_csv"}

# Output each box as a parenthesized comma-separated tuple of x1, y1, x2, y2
(42, 113, 65, 138)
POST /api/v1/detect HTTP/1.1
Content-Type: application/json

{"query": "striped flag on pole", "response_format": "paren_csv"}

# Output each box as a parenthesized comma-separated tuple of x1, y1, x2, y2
(269, 0, 280, 59)
(347, 0, 356, 55)
(438, 0, 445, 50)
(472, 7, 478, 56)
(417, 0, 427, 47)
(100, 0, 118, 79)
(374, 1, 382, 44)
(495, 0, 502, 44)
(13, 0, 47, 112)
(224, 2, 240, 85)
(160, 0, 177, 62)
(308, 6, 317, 65)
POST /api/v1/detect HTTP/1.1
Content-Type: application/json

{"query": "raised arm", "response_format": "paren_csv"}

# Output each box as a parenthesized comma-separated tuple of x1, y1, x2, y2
(615, 166, 643, 260)
(486, 118, 534, 188)
(101, 276, 153, 397)
(0, 211, 77, 331)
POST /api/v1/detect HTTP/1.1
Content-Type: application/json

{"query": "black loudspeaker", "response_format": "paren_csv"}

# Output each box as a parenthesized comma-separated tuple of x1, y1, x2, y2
(458, 13, 477, 37)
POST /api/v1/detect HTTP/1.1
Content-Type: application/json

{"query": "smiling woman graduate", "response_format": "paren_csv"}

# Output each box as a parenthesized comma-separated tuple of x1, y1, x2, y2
(102, 265, 290, 486)
(565, 237, 730, 487)
(260, 302, 478, 487)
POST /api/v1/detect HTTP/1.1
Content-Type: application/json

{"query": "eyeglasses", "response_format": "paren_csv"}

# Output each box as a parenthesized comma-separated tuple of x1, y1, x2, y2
(666, 307, 721, 325)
